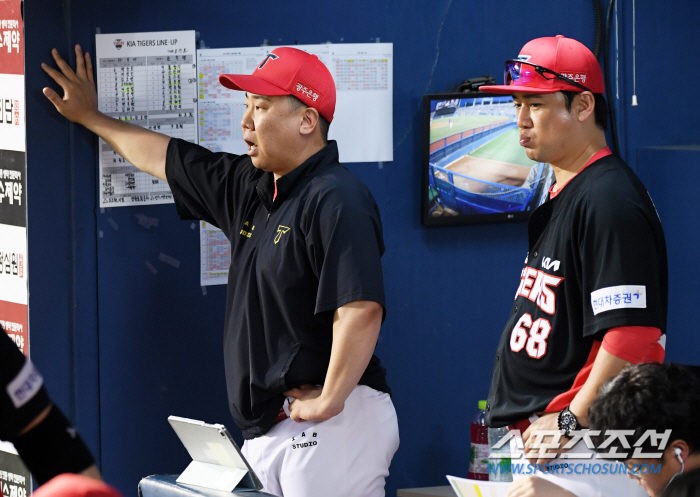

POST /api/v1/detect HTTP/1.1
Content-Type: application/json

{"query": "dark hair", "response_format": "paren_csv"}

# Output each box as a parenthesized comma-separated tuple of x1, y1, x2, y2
(287, 95, 330, 143)
(588, 363, 700, 458)
(664, 467, 700, 497)
(560, 91, 608, 131)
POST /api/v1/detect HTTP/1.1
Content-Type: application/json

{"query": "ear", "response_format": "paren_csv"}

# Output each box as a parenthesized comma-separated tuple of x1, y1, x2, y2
(575, 92, 596, 124)
(667, 440, 690, 464)
(299, 107, 320, 137)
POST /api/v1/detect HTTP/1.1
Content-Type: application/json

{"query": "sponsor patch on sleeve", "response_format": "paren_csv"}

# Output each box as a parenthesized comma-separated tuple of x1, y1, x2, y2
(591, 285, 647, 315)
(7, 360, 44, 409)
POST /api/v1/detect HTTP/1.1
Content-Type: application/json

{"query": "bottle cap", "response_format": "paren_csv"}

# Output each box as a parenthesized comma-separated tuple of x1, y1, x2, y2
(478, 400, 487, 410)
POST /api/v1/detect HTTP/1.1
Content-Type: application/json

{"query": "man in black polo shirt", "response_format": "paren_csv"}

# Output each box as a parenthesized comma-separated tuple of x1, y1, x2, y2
(42, 45, 399, 497)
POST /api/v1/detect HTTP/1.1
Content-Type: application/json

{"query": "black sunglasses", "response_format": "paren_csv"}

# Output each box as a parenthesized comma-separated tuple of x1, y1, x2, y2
(505, 59, 592, 93)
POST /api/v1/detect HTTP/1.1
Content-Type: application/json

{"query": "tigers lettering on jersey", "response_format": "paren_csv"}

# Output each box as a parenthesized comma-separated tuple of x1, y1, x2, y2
(515, 266, 564, 315)
(510, 267, 563, 359)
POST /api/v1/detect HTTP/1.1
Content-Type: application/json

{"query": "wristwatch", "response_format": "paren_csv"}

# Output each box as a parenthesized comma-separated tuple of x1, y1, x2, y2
(557, 407, 580, 438)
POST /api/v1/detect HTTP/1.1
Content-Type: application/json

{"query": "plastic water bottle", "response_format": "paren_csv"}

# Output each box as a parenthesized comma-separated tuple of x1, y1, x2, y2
(467, 400, 489, 480)
(488, 426, 513, 482)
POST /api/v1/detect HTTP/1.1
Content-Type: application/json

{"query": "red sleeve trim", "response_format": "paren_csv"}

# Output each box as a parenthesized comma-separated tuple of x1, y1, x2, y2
(601, 326, 664, 364)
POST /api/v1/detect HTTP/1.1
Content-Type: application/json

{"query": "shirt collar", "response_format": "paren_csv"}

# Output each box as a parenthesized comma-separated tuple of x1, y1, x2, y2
(256, 141, 340, 209)
(549, 147, 613, 199)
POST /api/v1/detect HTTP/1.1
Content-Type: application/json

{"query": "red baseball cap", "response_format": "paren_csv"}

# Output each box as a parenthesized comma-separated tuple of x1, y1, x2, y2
(219, 47, 336, 123)
(480, 35, 605, 95)
(33, 475, 123, 497)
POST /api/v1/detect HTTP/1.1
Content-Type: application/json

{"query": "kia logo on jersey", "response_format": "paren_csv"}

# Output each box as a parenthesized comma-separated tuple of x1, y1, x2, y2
(541, 257, 560, 272)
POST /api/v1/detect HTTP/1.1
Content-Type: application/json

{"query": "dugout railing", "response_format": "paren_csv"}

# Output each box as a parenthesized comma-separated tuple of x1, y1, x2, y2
(429, 119, 513, 163)
(428, 161, 545, 215)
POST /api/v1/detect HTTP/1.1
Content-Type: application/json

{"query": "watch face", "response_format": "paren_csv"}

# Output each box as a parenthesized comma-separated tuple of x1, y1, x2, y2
(559, 410, 577, 432)
(562, 413, 573, 429)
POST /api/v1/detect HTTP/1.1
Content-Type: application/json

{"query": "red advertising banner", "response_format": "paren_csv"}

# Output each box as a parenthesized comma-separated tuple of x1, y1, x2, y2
(0, 0, 30, 478)
(0, 0, 23, 75)
(0, 0, 28, 363)
(0, 300, 27, 354)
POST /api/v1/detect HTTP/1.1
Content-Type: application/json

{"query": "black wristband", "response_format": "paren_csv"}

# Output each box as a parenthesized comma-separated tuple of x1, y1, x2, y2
(12, 405, 96, 485)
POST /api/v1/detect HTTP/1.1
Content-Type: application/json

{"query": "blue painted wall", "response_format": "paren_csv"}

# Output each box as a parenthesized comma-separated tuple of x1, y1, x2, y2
(23, 1, 700, 496)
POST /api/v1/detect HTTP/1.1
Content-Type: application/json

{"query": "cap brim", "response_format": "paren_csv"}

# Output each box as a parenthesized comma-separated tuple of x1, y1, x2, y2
(219, 74, 291, 96)
(479, 84, 561, 95)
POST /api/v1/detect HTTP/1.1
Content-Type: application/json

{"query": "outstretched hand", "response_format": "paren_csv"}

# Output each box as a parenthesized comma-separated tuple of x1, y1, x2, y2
(284, 384, 344, 423)
(41, 45, 99, 126)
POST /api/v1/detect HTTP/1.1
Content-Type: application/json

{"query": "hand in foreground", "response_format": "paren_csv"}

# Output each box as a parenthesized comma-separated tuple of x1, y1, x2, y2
(506, 476, 577, 497)
(41, 45, 99, 125)
(522, 412, 570, 466)
(284, 384, 344, 423)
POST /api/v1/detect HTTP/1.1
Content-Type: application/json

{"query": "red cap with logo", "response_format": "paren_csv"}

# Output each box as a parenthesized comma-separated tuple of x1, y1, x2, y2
(480, 35, 605, 95)
(219, 47, 336, 122)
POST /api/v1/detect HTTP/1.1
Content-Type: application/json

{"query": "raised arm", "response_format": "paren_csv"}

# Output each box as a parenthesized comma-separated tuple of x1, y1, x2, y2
(285, 300, 383, 422)
(41, 45, 170, 181)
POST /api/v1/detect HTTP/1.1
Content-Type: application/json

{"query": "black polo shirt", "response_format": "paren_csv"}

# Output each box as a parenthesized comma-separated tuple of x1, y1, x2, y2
(166, 139, 390, 439)
(486, 154, 668, 427)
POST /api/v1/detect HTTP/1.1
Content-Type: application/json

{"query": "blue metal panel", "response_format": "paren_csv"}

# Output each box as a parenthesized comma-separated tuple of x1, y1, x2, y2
(638, 147, 700, 365)
(25, 0, 103, 466)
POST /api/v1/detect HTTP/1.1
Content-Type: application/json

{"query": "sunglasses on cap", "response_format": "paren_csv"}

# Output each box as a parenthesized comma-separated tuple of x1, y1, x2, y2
(505, 59, 592, 93)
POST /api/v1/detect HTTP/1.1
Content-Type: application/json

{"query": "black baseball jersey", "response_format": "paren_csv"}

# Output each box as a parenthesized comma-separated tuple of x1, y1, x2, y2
(166, 139, 390, 439)
(1, 327, 51, 441)
(486, 154, 667, 427)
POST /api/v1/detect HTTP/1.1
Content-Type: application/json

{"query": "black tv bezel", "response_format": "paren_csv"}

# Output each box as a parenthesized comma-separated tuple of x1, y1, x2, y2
(420, 91, 541, 227)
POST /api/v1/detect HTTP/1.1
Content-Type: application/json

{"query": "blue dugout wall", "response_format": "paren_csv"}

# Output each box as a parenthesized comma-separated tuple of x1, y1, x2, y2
(23, 1, 700, 495)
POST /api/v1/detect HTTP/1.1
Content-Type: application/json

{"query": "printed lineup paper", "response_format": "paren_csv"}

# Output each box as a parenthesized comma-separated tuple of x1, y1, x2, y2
(95, 30, 197, 207)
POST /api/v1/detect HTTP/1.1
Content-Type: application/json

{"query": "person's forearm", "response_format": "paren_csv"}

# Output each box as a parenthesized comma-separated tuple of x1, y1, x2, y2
(569, 347, 632, 426)
(320, 300, 383, 413)
(84, 112, 170, 181)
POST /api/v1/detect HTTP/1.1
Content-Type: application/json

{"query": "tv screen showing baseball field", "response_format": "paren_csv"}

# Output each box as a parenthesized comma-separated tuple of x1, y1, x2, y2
(422, 93, 554, 225)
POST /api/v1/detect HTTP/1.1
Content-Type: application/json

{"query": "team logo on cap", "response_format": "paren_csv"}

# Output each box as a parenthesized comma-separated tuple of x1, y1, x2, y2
(561, 72, 588, 84)
(258, 53, 279, 69)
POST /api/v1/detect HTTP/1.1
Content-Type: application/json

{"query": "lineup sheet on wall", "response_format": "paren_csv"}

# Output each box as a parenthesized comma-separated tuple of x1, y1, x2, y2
(95, 30, 197, 207)
(196, 43, 394, 162)
(196, 43, 393, 285)
(200, 221, 230, 286)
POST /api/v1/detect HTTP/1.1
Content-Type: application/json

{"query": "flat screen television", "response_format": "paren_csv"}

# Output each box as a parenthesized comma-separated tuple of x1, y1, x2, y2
(421, 91, 555, 226)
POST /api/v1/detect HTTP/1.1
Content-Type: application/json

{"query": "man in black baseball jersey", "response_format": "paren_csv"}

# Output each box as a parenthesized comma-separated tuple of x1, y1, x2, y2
(479, 36, 667, 496)
(41, 46, 399, 497)
(1, 327, 100, 484)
